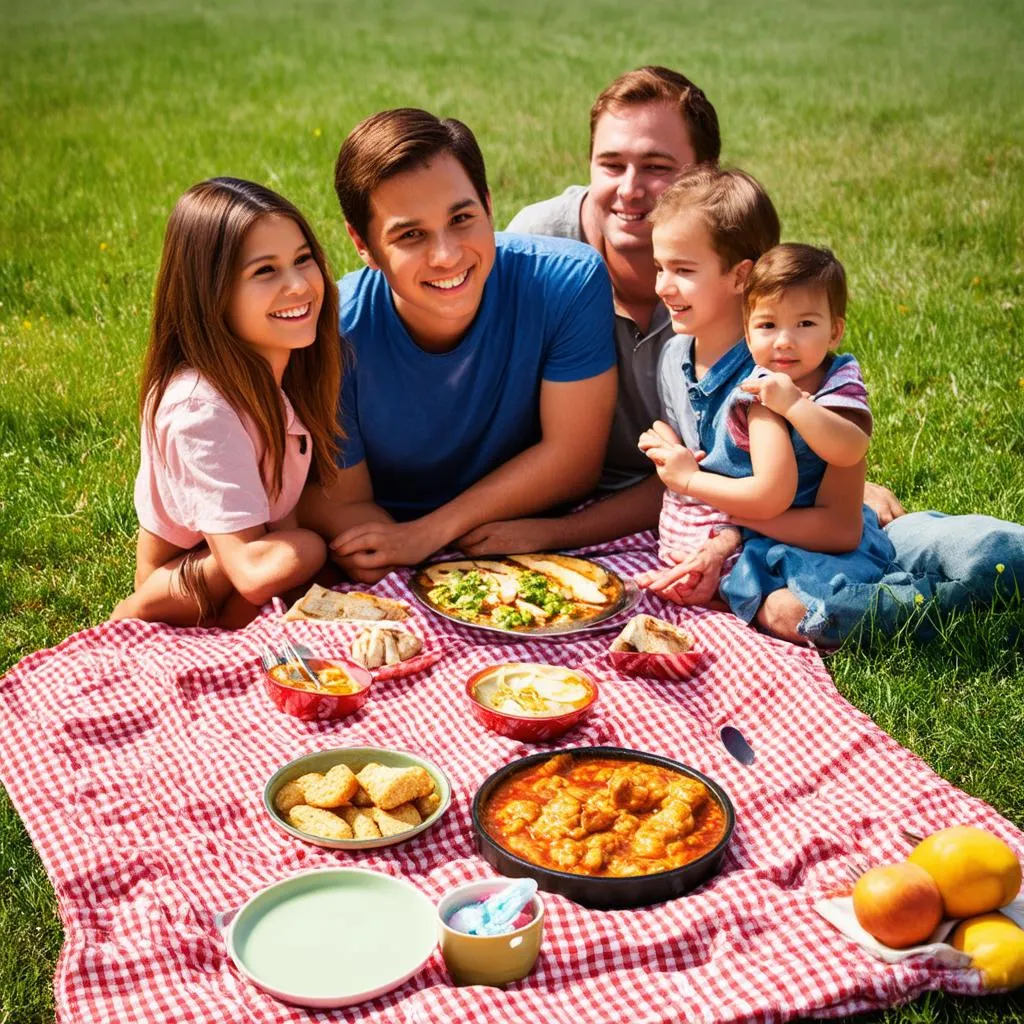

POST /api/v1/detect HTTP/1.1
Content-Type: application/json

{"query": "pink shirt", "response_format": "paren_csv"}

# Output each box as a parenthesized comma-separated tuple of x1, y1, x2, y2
(134, 370, 312, 550)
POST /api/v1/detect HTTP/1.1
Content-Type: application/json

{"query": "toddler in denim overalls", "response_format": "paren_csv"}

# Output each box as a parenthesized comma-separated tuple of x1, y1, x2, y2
(644, 243, 896, 642)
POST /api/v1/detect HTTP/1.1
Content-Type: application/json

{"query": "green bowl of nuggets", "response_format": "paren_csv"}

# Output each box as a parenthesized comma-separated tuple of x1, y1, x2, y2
(264, 746, 452, 851)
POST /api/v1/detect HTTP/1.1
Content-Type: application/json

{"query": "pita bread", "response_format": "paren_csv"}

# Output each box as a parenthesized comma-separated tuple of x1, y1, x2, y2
(350, 625, 423, 669)
(283, 584, 409, 622)
(610, 615, 693, 655)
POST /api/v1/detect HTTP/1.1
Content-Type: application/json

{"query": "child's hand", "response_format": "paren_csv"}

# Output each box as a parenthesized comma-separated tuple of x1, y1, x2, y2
(637, 547, 713, 605)
(741, 372, 807, 418)
(645, 442, 701, 494)
(638, 419, 682, 453)
(637, 532, 738, 607)
(639, 420, 706, 494)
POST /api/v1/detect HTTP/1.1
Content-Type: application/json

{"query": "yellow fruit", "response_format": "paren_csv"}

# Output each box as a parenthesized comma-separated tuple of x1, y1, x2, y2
(950, 913, 1024, 990)
(852, 862, 944, 948)
(908, 826, 1021, 918)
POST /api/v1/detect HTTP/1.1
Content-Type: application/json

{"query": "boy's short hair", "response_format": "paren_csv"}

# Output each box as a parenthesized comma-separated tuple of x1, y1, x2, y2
(650, 166, 780, 269)
(589, 66, 721, 165)
(744, 244, 848, 322)
(334, 108, 489, 240)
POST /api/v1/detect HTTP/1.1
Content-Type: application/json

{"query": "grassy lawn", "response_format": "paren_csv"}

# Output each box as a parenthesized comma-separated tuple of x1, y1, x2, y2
(1, 0, 1022, 1020)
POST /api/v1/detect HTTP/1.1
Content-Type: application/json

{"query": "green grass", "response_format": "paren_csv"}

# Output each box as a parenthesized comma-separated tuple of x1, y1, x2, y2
(1, 0, 1022, 1020)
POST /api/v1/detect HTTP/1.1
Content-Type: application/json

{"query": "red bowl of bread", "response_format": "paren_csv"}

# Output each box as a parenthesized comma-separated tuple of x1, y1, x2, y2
(264, 656, 373, 721)
(465, 663, 598, 742)
(607, 615, 703, 681)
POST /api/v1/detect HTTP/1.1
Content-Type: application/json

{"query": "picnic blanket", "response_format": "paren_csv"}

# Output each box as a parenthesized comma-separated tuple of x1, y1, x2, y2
(1, 532, 1017, 1023)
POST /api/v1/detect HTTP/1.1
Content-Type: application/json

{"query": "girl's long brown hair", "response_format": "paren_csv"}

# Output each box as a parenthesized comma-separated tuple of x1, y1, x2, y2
(141, 177, 342, 501)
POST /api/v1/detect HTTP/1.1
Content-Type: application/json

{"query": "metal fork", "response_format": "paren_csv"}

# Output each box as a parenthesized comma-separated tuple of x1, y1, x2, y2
(258, 642, 283, 673)
(280, 635, 322, 690)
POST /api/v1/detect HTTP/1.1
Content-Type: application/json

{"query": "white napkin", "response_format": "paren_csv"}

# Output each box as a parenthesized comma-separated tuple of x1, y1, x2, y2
(1000, 897, 1024, 929)
(813, 895, 1024, 967)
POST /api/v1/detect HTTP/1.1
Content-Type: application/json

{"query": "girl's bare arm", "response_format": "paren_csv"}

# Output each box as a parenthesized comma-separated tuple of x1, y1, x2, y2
(782, 401, 870, 467)
(204, 524, 327, 608)
(670, 404, 798, 519)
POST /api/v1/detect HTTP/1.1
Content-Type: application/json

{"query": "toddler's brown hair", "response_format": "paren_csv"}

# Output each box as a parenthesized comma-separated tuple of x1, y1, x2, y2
(744, 243, 847, 324)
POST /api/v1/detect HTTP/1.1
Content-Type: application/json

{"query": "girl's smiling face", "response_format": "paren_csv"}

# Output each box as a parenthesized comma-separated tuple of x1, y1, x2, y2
(745, 284, 845, 391)
(226, 213, 325, 381)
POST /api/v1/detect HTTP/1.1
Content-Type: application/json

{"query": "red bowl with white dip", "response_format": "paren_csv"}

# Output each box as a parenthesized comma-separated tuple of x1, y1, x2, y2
(465, 662, 598, 742)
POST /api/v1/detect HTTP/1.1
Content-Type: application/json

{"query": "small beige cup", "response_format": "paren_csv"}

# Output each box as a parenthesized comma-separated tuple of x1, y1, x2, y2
(437, 880, 545, 987)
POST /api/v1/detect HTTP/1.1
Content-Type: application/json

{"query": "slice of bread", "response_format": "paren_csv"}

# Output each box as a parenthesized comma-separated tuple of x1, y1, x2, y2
(283, 584, 409, 622)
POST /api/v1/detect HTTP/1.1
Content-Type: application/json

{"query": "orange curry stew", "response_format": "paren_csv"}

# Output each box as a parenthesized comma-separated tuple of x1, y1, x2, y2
(482, 754, 726, 877)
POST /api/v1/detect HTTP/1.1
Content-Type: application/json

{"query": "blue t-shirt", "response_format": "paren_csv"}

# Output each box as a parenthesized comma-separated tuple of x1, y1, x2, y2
(336, 232, 616, 519)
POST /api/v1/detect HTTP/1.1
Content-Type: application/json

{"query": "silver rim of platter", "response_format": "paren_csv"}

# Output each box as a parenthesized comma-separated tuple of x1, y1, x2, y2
(407, 559, 642, 638)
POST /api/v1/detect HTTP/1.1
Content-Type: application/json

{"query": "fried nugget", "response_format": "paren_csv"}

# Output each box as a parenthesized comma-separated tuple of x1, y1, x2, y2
(274, 779, 307, 814)
(370, 802, 422, 837)
(356, 764, 434, 810)
(414, 789, 441, 819)
(295, 764, 358, 809)
(287, 805, 353, 841)
(340, 805, 382, 840)
(351, 765, 381, 806)
(302, 764, 359, 808)
(351, 784, 374, 807)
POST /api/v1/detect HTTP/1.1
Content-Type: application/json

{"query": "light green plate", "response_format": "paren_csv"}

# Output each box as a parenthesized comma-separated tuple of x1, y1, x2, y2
(263, 746, 452, 850)
(222, 868, 437, 1008)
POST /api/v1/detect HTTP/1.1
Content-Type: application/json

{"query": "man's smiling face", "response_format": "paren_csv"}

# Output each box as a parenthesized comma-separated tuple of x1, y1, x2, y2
(587, 101, 697, 256)
(347, 152, 496, 349)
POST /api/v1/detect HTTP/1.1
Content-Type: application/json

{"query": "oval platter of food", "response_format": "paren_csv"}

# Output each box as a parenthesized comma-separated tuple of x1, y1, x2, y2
(410, 553, 639, 636)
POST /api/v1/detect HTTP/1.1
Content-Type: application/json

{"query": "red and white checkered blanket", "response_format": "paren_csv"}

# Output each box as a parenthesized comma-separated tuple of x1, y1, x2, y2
(0, 533, 1015, 1023)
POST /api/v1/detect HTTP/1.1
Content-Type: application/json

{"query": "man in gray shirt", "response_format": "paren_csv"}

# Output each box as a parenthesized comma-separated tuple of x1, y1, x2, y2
(460, 66, 1023, 642)
(460, 66, 720, 554)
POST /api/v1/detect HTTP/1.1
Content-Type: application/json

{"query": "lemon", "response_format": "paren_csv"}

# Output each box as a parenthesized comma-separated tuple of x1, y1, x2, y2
(908, 826, 1021, 918)
(950, 913, 1024, 990)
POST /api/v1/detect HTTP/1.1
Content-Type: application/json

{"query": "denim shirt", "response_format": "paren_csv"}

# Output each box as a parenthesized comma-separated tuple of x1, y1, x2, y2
(656, 332, 754, 462)
(658, 340, 869, 508)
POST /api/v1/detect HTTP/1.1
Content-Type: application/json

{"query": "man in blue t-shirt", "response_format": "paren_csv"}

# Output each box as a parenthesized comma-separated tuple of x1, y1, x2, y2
(299, 108, 617, 580)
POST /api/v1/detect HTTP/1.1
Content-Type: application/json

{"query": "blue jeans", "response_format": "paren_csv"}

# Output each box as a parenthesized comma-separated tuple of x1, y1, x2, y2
(801, 512, 1024, 645)
(721, 507, 895, 628)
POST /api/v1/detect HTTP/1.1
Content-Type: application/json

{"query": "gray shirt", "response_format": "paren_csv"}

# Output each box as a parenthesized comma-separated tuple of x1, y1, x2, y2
(655, 333, 703, 451)
(507, 186, 675, 491)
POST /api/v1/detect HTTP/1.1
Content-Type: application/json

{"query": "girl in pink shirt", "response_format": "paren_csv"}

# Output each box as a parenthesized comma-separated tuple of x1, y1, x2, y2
(111, 178, 342, 627)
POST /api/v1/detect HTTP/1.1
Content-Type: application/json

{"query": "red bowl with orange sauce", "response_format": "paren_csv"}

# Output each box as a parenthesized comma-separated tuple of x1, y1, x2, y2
(264, 657, 373, 721)
(465, 663, 598, 742)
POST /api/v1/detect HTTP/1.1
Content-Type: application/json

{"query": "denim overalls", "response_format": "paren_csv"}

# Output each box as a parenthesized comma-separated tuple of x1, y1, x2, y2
(663, 339, 896, 638)
(712, 354, 896, 630)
